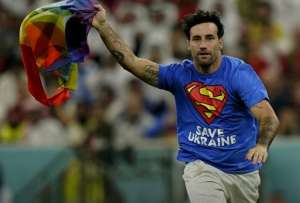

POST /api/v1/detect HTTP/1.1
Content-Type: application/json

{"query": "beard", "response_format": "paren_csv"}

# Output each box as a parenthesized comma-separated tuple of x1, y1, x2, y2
(199, 62, 211, 72)
(197, 53, 216, 68)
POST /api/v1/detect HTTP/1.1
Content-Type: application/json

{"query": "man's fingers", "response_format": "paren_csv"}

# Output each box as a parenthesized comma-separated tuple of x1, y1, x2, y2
(257, 153, 264, 164)
(246, 149, 255, 161)
(256, 152, 268, 164)
(94, 4, 104, 11)
(252, 152, 259, 164)
(246, 148, 268, 164)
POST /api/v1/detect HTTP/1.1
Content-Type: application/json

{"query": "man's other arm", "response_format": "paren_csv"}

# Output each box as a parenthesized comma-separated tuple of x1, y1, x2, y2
(246, 100, 280, 164)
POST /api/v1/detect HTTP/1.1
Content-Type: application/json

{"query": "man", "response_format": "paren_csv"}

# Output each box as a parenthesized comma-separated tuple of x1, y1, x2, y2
(92, 4, 279, 203)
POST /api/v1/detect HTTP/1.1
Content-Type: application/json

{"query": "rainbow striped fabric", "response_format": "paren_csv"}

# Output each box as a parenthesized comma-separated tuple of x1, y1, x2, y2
(19, 0, 97, 106)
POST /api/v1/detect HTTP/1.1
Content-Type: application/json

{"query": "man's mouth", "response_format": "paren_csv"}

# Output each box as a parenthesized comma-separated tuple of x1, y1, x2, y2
(198, 52, 211, 56)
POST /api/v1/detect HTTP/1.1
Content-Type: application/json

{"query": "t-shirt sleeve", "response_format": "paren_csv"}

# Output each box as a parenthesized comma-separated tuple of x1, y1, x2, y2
(232, 64, 269, 109)
(158, 63, 179, 92)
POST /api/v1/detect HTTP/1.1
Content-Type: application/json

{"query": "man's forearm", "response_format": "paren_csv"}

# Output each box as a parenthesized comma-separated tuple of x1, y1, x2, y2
(94, 22, 136, 70)
(92, 4, 159, 87)
(257, 115, 280, 148)
(93, 22, 160, 87)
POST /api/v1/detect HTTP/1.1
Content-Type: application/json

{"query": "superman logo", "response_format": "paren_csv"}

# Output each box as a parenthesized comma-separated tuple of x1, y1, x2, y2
(185, 82, 228, 124)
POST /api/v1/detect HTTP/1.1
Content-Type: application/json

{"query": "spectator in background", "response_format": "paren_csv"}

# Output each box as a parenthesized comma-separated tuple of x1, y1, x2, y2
(281, 81, 300, 135)
(277, 107, 300, 135)
(285, 25, 300, 80)
(0, 105, 27, 144)
(247, 1, 284, 45)
(139, 1, 174, 60)
(175, 0, 198, 21)
(246, 1, 284, 67)
(238, 1, 285, 109)
(0, 54, 20, 124)
(169, 22, 190, 61)
(25, 105, 68, 146)
(264, 24, 300, 137)
(114, 79, 155, 155)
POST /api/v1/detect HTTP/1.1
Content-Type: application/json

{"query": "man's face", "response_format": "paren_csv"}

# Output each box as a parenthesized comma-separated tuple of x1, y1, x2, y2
(187, 23, 223, 68)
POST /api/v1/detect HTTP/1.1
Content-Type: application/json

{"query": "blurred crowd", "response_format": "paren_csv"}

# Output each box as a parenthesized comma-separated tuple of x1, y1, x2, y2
(0, 0, 299, 202)
(0, 0, 300, 158)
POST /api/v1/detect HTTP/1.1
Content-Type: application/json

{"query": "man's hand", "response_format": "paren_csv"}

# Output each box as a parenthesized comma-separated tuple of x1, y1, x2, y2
(248, 100, 279, 165)
(246, 144, 268, 164)
(92, 4, 106, 29)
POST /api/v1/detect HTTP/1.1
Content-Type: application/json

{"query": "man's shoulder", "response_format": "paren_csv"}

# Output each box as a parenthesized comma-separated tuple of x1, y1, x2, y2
(223, 55, 253, 74)
(160, 59, 193, 70)
(223, 55, 247, 68)
(164, 59, 192, 66)
(181, 59, 193, 66)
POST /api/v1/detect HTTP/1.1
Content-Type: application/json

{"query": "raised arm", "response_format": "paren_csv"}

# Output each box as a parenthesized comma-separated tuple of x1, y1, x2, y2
(92, 4, 159, 87)
(246, 100, 280, 164)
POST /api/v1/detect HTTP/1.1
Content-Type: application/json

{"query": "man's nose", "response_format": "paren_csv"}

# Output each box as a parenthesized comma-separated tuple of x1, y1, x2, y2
(199, 41, 208, 49)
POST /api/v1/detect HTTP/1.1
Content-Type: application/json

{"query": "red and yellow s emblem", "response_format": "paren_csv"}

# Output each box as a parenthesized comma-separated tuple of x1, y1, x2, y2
(185, 82, 228, 124)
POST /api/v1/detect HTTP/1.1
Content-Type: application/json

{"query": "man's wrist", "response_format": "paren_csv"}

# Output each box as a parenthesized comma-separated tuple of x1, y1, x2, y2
(257, 136, 271, 146)
(93, 20, 107, 30)
(257, 143, 268, 147)
(256, 143, 269, 151)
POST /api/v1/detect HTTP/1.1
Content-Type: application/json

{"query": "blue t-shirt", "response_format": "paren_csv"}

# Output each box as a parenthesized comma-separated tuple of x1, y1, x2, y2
(158, 55, 269, 174)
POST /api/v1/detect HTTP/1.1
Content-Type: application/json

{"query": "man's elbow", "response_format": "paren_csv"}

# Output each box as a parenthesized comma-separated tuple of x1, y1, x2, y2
(267, 112, 280, 134)
(273, 114, 280, 132)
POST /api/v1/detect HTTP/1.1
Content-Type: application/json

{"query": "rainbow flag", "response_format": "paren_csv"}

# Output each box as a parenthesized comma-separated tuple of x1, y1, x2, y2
(19, 0, 97, 106)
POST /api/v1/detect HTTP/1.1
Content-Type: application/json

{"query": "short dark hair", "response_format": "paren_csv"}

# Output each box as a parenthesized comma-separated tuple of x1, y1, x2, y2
(182, 10, 224, 39)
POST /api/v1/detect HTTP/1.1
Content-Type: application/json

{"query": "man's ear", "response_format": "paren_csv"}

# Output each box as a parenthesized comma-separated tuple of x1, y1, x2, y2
(186, 39, 191, 50)
(219, 38, 224, 50)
